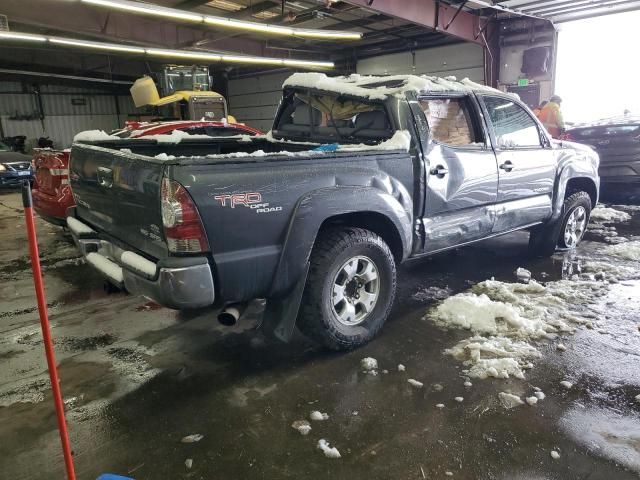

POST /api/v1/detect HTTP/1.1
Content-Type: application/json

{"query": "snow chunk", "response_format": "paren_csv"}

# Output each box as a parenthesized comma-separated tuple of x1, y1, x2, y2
(550, 450, 561, 460)
(516, 267, 532, 284)
(535, 391, 546, 400)
(560, 381, 573, 389)
(317, 439, 341, 459)
(291, 420, 312, 435)
(397, 364, 406, 372)
(525, 396, 538, 406)
(590, 206, 631, 223)
(446, 336, 540, 380)
(181, 434, 204, 443)
(463, 381, 473, 388)
(605, 241, 640, 261)
(454, 397, 464, 403)
(184, 459, 193, 469)
(557, 343, 567, 351)
(310, 411, 329, 421)
(148, 129, 212, 144)
(435, 403, 445, 409)
(154, 153, 176, 161)
(636, 394, 640, 403)
(361, 357, 378, 371)
(498, 392, 524, 409)
(73, 129, 119, 142)
(407, 379, 424, 388)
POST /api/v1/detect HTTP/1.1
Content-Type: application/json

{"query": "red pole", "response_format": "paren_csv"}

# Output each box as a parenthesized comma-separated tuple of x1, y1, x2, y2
(22, 181, 77, 480)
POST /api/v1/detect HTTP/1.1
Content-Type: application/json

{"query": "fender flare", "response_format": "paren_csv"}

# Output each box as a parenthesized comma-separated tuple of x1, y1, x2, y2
(550, 155, 599, 222)
(267, 185, 413, 299)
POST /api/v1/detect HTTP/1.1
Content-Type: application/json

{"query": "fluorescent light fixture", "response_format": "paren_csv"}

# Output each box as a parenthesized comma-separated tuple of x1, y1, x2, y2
(0, 31, 47, 42)
(80, 0, 362, 40)
(146, 48, 223, 62)
(82, 0, 202, 22)
(50, 37, 145, 54)
(0, 30, 334, 69)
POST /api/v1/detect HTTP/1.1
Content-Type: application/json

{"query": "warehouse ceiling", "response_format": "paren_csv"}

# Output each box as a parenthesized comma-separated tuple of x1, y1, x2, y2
(0, 0, 492, 84)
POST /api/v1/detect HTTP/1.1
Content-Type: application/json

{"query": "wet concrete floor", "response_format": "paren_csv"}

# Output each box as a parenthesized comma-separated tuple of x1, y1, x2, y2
(1, 190, 639, 479)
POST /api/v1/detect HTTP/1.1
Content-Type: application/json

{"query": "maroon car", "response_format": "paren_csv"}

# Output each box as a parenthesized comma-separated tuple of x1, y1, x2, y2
(33, 120, 262, 225)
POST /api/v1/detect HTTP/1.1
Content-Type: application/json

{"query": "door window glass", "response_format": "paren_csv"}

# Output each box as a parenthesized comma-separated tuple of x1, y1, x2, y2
(419, 97, 480, 146)
(483, 96, 541, 148)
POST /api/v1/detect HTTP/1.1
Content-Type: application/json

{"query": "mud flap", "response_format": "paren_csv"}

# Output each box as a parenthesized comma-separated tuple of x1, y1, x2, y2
(261, 262, 310, 342)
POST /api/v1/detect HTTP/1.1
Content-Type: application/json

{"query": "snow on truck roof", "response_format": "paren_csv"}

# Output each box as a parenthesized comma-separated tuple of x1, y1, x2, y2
(282, 72, 507, 100)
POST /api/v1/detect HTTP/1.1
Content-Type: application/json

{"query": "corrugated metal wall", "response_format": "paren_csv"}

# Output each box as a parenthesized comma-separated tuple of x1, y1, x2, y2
(357, 43, 485, 82)
(227, 71, 289, 132)
(0, 81, 138, 149)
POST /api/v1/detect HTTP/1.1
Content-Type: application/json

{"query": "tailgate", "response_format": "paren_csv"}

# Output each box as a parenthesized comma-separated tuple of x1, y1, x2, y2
(69, 144, 168, 260)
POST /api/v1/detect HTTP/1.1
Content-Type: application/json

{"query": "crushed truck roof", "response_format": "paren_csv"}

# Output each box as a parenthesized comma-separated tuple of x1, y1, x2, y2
(283, 72, 508, 101)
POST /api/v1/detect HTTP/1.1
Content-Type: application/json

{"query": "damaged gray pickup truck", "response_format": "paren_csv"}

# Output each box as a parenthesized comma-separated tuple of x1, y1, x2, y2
(67, 73, 599, 350)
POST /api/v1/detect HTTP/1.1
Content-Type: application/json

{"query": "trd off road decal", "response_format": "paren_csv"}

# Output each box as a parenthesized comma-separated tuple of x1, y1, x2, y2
(212, 192, 283, 214)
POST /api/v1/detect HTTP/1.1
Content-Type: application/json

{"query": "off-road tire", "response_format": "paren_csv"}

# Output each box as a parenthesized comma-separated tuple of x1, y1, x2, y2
(297, 227, 397, 350)
(529, 191, 592, 257)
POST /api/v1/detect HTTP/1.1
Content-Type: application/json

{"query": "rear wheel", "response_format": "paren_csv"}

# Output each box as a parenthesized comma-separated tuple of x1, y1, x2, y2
(529, 191, 592, 256)
(297, 227, 396, 350)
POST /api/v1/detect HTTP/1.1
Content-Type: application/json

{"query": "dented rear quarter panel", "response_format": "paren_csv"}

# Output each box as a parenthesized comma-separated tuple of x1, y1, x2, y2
(170, 151, 414, 303)
(551, 140, 600, 216)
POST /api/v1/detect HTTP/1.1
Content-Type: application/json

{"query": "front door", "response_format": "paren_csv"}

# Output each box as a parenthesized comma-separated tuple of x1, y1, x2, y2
(480, 95, 556, 232)
(419, 94, 499, 253)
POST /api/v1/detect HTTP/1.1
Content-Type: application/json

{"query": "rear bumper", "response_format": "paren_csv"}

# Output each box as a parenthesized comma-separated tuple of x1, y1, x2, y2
(67, 212, 215, 309)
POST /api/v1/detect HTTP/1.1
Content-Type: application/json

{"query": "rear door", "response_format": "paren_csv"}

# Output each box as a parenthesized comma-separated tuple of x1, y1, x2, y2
(419, 94, 499, 253)
(479, 94, 556, 232)
(69, 144, 168, 260)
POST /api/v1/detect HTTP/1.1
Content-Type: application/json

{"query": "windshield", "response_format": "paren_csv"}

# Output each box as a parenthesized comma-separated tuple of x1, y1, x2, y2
(273, 90, 393, 144)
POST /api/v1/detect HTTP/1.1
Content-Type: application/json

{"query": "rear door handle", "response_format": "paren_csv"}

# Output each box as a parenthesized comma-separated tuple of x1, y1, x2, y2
(430, 165, 449, 178)
(499, 160, 514, 172)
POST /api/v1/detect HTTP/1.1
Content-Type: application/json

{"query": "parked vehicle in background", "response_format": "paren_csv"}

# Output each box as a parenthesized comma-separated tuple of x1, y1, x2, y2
(0, 140, 33, 188)
(32, 120, 261, 224)
(563, 116, 640, 192)
(66, 73, 600, 350)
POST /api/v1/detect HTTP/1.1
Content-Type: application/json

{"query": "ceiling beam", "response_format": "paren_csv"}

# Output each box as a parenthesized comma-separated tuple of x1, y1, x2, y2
(0, 0, 322, 59)
(341, 0, 487, 45)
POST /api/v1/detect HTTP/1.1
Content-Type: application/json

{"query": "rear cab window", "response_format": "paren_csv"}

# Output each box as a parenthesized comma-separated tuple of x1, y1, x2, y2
(273, 90, 394, 145)
(481, 95, 545, 149)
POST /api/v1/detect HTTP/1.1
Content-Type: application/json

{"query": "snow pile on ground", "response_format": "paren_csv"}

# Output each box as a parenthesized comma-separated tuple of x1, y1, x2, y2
(590, 206, 631, 223)
(317, 439, 341, 458)
(73, 130, 120, 142)
(427, 278, 608, 379)
(605, 241, 640, 261)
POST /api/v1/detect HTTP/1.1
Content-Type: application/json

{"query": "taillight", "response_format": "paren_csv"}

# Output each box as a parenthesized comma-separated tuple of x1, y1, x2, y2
(161, 177, 209, 254)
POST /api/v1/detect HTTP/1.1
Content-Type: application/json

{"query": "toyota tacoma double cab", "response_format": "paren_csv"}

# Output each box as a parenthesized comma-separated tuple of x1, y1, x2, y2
(66, 73, 599, 350)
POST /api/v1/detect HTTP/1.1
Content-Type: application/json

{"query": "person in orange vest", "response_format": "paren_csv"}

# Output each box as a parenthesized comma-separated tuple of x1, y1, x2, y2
(538, 95, 565, 139)
(533, 100, 548, 118)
